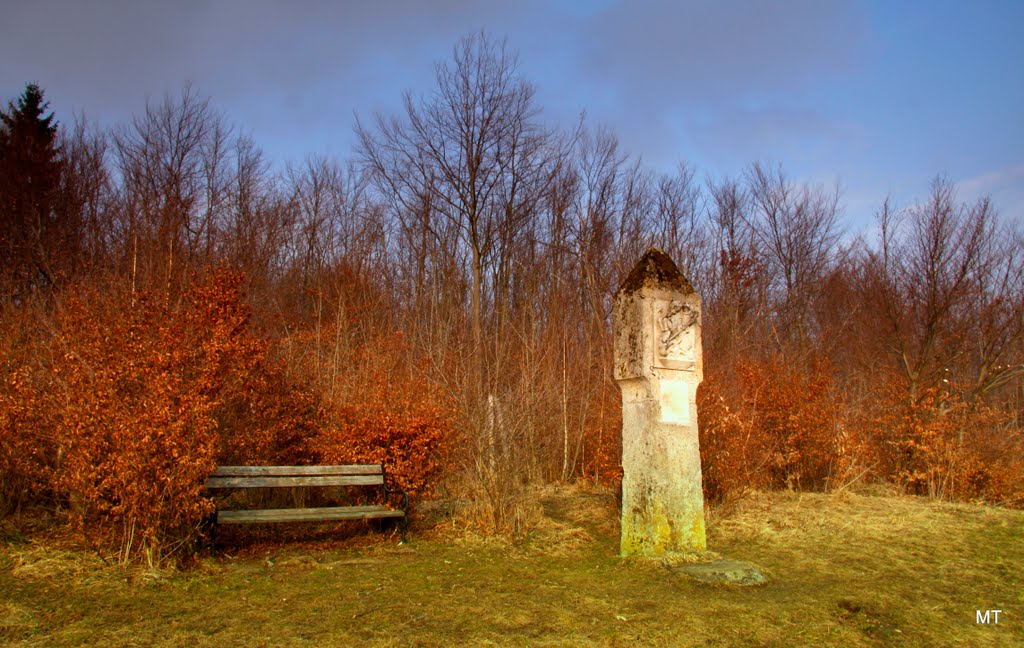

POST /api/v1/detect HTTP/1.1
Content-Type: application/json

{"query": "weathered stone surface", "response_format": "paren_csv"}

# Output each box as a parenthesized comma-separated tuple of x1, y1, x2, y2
(674, 560, 769, 586)
(614, 247, 706, 557)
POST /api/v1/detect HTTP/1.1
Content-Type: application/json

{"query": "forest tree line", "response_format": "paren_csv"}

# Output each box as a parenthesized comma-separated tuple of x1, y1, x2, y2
(1, 33, 1021, 564)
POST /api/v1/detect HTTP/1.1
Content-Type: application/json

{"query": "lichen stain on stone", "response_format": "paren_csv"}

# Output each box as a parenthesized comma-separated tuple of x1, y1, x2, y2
(622, 497, 690, 557)
(689, 512, 706, 551)
(651, 501, 673, 556)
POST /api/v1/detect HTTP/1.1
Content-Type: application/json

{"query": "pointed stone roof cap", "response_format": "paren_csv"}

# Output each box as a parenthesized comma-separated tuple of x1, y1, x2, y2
(616, 247, 695, 295)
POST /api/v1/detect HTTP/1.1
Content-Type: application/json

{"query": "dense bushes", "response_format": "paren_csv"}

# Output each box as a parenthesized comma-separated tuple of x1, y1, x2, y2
(52, 287, 221, 563)
(0, 272, 454, 564)
(698, 358, 1024, 507)
(872, 383, 1024, 506)
(313, 360, 455, 501)
(272, 323, 457, 503)
(698, 357, 839, 503)
(0, 351, 54, 513)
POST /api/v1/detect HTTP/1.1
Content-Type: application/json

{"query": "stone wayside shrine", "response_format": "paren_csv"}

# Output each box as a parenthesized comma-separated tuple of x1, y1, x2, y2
(614, 247, 706, 557)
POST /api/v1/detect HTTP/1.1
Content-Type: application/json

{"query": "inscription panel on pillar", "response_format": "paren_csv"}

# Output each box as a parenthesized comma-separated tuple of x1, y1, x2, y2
(652, 299, 697, 371)
(659, 379, 690, 425)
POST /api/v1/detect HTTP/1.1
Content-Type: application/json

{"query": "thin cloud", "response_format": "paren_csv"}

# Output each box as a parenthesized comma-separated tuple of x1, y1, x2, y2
(959, 163, 1024, 224)
(959, 163, 1024, 197)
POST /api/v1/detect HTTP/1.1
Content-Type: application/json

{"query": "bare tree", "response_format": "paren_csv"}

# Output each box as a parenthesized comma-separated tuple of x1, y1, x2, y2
(653, 162, 710, 288)
(744, 162, 842, 348)
(961, 212, 1024, 402)
(55, 115, 111, 277)
(872, 177, 992, 403)
(359, 31, 562, 370)
(704, 175, 763, 362)
(112, 84, 227, 296)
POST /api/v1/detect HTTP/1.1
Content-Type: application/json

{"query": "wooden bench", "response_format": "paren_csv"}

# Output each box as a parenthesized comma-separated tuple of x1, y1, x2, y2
(204, 464, 408, 543)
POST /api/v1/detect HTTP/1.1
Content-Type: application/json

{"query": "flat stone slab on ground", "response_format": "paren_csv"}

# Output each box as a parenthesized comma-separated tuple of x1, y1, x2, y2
(674, 560, 769, 586)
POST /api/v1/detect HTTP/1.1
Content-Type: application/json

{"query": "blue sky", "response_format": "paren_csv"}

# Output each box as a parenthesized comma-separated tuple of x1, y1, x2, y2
(2, 1, 1021, 233)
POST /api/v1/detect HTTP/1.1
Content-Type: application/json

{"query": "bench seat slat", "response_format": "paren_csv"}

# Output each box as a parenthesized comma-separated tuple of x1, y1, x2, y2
(213, 465, 382, 477)
(206, 475, 384, 489)
(217, 505, 404, 524)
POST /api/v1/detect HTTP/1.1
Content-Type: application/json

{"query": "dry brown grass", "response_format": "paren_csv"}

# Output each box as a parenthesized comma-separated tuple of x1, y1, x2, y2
(2, 487, 1022, 646)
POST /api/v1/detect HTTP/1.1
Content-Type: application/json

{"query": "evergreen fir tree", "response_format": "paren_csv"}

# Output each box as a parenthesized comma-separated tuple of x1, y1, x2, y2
(0, 83, 64, 301)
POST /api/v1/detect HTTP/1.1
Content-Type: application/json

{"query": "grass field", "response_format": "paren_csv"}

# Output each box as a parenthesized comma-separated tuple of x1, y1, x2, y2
(1, 487, 1021, 647)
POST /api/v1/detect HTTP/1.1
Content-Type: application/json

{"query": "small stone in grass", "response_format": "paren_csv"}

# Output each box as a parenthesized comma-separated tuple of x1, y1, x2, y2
(674, 560, 769, 586)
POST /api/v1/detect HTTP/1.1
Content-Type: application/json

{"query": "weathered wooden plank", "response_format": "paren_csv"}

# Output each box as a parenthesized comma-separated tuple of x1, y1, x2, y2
(205, 474, 385, 489)
(212, 465, 382, 477)
(217, 505, 404, 524)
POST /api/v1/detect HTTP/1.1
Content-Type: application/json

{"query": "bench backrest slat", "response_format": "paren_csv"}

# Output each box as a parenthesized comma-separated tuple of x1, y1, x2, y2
(212, 465, 383, 477)
(206, 475, 385, 489)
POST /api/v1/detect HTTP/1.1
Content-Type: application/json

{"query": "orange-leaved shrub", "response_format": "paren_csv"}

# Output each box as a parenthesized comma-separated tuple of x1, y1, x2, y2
(0, 308, 57, 514)
(311, 344, 455, 501)
(49, 286, 219, 564)
(0, 270, 328, 564)
(696, 375, 757, 504)
(698, 356, 840, 503)
(871, 378, 1024, 506)
(189, 275, 321, 467)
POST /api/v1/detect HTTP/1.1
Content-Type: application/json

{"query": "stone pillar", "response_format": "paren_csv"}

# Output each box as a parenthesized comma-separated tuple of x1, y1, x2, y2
(614, 247, 706, 557)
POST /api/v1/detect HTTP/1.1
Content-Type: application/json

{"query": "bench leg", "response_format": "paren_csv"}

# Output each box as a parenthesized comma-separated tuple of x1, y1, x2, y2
(199, 511, 218, 556)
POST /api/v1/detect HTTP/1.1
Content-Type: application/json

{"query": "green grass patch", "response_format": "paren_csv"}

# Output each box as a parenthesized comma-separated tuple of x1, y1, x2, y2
(2, 488, 1021, 646)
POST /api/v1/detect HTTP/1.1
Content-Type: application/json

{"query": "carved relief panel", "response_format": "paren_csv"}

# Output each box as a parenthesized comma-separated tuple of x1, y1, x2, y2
(652, 299, 698, 371)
